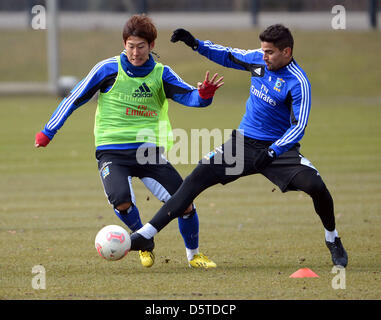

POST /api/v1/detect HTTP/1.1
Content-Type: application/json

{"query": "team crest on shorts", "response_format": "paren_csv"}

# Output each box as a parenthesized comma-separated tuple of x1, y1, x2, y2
(101, 163, 111, 179)
(204, 146, 223, 160)
(102, 166, 110, 179)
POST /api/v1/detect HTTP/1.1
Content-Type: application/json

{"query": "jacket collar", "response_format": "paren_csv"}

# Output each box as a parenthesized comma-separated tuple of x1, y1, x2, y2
(120, 50, 156, 77)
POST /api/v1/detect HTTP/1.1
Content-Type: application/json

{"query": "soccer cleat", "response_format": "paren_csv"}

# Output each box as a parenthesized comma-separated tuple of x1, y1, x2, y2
(326, 237, 348, 267)
(188, 253, 217, 269)
(130, 232, 154, 252)
(139, 250, 155, 268)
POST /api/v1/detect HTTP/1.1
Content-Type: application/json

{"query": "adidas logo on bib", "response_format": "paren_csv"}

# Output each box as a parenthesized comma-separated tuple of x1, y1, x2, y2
(132, 82, 153, 98)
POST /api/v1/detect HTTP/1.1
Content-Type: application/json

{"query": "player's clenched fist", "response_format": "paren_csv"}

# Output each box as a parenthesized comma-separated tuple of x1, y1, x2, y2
(35, 131, 50, 147)
(171, 28, 198, 50)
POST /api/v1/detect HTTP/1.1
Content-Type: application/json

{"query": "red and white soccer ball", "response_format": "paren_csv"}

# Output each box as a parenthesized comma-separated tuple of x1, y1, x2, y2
(95, 225, 131, 261)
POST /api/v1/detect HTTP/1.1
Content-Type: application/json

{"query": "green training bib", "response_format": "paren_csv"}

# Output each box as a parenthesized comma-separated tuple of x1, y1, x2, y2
(94, 56, 173, 150)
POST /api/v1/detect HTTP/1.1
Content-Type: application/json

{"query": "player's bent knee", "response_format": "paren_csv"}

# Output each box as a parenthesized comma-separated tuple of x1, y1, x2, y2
(184, 204, 193, 214)
(116, 202, 132, 212)
(181, 204, 196, 218)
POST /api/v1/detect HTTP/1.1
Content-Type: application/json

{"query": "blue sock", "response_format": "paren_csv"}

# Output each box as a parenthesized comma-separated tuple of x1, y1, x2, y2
(114, 205, 143, 232)
(178, 209, 199, 250)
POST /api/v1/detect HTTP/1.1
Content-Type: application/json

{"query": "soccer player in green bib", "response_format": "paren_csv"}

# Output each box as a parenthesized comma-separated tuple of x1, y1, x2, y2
(35, 14, 224, 269)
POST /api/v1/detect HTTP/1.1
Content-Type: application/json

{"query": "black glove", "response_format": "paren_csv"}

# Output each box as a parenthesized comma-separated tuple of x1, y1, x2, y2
(253, 148, 276, 171)
(171, 28, 198, 50)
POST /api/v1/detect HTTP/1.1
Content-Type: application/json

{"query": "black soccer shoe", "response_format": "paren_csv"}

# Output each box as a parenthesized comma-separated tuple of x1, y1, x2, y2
(130, 232, 154, 252)
(325, 237, 348, 267)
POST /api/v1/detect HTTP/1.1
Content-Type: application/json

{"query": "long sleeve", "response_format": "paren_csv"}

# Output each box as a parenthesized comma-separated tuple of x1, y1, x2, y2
(270, 73, 311, 156)
(162, 65, 212, 108)
(42, 57, 118, 140)
(196, 39, 263, 72)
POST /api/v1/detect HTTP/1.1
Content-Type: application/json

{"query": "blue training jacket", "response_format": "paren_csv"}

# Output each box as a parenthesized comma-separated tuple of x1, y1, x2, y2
(196, 39, 311, 157)
(42, 50, 213, 150)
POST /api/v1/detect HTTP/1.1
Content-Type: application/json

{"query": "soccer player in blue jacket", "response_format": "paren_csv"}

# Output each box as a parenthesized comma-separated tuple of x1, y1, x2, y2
(129, 24, 348, 268)
(35, 15, 223, 268)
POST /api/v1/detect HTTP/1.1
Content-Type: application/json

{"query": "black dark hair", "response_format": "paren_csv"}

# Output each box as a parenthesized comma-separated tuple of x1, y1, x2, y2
(123, 14, 157, 44)
(259, 24, 294, 51)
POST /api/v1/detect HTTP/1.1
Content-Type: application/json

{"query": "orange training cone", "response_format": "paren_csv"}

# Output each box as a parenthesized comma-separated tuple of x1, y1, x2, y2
(289, 268, 319, 278)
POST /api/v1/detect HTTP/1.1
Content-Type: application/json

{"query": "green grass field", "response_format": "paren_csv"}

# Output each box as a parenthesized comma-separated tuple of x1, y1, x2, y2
(0, 28, 380, 300)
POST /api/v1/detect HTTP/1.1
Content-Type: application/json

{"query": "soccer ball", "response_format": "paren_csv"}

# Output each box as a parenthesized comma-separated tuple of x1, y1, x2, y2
(95, 225, 131, 261)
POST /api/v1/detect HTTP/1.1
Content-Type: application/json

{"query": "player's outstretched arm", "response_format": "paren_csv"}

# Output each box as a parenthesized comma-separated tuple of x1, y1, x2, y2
(170, 28, 198, 50)
(171, 28, 255, 72)
(35, 131, 51, 148)
(163, 67, 223, 107)
(197, 70, 224, 100)
(34, 57, 118, 149)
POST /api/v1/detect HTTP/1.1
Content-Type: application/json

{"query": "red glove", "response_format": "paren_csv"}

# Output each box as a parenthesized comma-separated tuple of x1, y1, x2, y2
(35, 131, 51, 147)
(197, 71, 224, 100)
